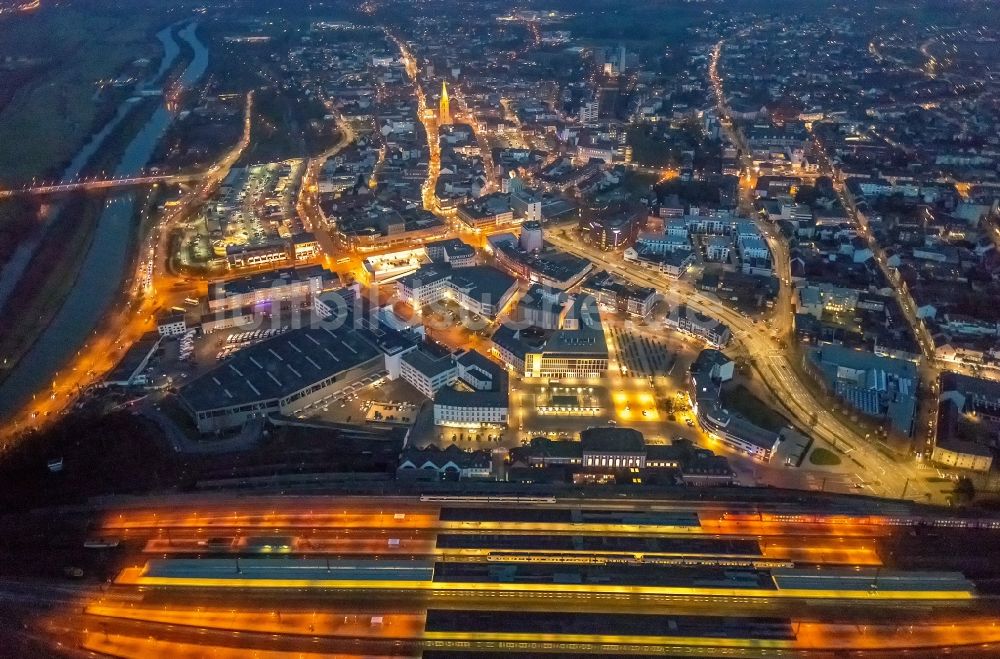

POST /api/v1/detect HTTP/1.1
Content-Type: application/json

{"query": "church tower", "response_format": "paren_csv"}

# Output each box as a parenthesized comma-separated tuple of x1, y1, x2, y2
(439, 81, 451, 126)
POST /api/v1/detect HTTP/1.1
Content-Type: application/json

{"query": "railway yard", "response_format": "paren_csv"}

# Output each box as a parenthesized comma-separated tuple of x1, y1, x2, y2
(4, 494, 1000, 657)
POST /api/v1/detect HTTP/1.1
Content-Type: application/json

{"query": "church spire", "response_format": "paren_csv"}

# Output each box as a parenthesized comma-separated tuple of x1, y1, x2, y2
(439, 81, 451, 126)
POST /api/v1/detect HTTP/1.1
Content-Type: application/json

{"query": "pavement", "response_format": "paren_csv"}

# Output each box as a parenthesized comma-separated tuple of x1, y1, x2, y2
(141, 404, 264, 454)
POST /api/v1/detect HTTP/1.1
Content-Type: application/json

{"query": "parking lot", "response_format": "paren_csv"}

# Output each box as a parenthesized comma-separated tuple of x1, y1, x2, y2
(303, 377, 423, 426)
(607, 326, 676, 377)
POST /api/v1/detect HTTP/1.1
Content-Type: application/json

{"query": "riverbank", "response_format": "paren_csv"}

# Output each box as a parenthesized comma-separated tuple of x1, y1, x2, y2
(0, 195, 105, 377)
(0, 21, 210, 424)
(0, 7, 167, 186)
(0, 21, 190, 390)
(0, 20, 192, 316)
(0, 190, 157, 377)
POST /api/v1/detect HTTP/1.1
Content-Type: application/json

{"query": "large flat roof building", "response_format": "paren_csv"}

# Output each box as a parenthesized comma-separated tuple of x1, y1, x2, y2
(400, 342, 459, 398)
(179, 324, 384, 433)
(397, 264, 517, 319)
(207, 265, 335, 313)
(487, 232, 593, 290)
(336, 207, 447, 253)
(425, 238, 476, 268)
(515, 284, 572, 330)
(434, 350, 509, 429)
(806, 345, 918, 436)
(492, 297, 609, 379)
(580, 427, 646, 469)
(511, 430, 734, 485)
(456, 192, 515, 230)
(582, 270, 659, 319)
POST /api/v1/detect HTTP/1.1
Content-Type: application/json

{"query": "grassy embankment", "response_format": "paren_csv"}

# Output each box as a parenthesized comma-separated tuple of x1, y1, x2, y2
(0, 7, 163, 185)
(0, 10, 183, 383)
(0, 193, 106, 371)
(718, 383, 790, 433)
(77, 23, 197, 179)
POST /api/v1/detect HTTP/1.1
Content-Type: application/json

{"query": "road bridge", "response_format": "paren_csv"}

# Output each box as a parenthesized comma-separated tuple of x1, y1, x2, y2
(0, 172, 207, 198)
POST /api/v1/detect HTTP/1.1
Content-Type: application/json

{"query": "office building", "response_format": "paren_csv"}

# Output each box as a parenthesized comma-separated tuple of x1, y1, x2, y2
(689, 350, 781, 461)
(397, 264, 517, 319)
(515, 284, 573, 330)
(425, 238, 476, 268)
(666, 304, 732, 348)
(207, 265, 334, 313)
(492, 297, 609, 378)
(433, 350, 509, 428)
(805, 345, 918, 436)
(487, 232, 593, 290)
(400, 342, 459, 398)
(931, 372, 1000, 471)
(582, 270, 658, 319)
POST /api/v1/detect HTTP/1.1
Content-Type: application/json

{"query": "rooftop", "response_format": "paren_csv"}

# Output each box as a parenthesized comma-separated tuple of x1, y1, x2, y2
(208, 265, 334, 300)
(179, 324, 381, 412)
(580, 426, 646, 454)
(402, 342, 456, 379)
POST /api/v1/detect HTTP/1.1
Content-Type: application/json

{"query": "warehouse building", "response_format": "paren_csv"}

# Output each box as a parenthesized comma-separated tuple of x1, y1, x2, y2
(179, 325, 383, 433)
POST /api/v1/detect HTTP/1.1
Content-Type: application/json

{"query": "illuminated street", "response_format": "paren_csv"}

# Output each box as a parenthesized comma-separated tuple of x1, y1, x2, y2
(1, 1, 999, 655)
(0, 92, 254, 442)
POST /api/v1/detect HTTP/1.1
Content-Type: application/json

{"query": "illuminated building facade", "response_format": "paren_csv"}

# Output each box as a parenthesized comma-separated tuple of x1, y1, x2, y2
(207, 265, 334, 313)
(433, 350, 509, 428)
(439, 81, 451, 126)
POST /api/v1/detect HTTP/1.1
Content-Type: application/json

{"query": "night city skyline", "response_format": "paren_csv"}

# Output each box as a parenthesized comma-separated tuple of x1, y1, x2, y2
(0, 0, 998, 656)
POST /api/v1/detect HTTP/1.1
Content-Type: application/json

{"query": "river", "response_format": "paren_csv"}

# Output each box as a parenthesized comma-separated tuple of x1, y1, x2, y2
(0, 21, 209, 421)
(0, 25, 188, 313)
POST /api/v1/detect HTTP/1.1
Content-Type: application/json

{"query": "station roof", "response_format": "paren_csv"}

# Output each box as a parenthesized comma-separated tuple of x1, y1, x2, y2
(435, 534, 759, 556)
(424, 609, 794, 640)
(141, 558, 434, 583)
(580, 426, 645, 454)
(438, 507, 700, 527)
(432, 561, 774, 589)
(771, 568, 975, 594)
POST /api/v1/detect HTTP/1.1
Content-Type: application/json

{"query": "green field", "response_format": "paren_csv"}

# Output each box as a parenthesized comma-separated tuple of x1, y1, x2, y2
(719, 384, 790, 433)
(809, 447, 842, 466)
(0, 7, 164, 185)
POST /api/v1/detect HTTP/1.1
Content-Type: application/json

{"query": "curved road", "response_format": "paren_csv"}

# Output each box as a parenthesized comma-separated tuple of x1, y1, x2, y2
(544, 232, 935, 503)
